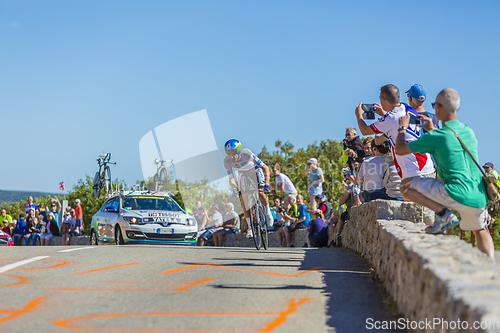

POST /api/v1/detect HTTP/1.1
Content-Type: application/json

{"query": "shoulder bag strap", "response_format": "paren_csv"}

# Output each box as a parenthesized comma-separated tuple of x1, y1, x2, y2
(443, 125, 488, 178)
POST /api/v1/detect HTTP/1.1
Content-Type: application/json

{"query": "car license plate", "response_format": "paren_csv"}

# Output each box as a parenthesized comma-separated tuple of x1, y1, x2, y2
(157, 228, 174, 234)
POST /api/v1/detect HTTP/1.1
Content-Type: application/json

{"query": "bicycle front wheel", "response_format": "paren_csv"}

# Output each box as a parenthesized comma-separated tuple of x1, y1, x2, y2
(104, 166, 112, 194)
(257, 203, 268, 250)
(93, 172, 101, 199)
(250, 201, 262, 250)
(158, 167, 168, 191)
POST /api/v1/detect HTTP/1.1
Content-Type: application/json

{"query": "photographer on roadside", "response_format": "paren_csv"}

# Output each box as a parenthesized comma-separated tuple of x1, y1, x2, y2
(355, 84, 436, 225)
(406, 84, 440, 132)
(45, 198, 61, 229)
(395, 88, 494, 258)
(343, 127, 364, 171)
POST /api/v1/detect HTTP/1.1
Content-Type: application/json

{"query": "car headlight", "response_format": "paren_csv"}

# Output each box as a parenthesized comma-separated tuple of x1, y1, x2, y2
(123, 217, 142, 224)
(186, 218, 196, 226)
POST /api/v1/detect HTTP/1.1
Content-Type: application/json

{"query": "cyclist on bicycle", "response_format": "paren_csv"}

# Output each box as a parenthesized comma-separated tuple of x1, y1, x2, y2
(224, 139, 274, 238)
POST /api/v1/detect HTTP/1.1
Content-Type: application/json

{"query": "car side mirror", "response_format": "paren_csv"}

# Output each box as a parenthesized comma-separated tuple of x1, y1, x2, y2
(105, 206, 118, 213)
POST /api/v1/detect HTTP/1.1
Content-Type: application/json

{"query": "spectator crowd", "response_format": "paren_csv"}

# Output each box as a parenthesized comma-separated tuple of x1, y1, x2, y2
(1, 197, 84, 246)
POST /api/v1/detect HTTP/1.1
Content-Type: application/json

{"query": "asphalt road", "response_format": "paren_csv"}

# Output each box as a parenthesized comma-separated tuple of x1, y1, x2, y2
(0, 245, 405, 333)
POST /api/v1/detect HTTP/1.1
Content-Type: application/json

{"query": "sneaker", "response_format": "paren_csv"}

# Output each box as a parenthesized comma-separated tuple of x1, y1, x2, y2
(432, 209, 459, 234)
(245, 230, 253, 239)
(335, 234, 342, 247)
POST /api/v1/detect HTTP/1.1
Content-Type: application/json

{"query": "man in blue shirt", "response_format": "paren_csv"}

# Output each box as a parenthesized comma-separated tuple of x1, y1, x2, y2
(280, 195, 311, 247)
(293, 194, 311, 228)
(13, 214, 27, 246)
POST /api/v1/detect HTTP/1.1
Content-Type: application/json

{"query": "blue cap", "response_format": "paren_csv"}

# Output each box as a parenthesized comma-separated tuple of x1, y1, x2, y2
(405, 84, 427, 102)
(315, 193, 327, 200)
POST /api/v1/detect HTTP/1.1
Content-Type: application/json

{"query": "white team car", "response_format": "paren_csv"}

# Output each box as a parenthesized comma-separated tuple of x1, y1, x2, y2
(90, 191, 197, 245)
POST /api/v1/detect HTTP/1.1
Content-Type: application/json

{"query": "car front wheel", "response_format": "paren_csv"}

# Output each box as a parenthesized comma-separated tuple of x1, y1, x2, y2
(115, 225, 124, 245)
(90, 229, 98, 246)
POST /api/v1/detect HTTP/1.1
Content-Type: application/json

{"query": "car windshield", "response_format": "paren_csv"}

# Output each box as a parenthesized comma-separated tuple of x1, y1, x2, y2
(122, 196, 182, 212)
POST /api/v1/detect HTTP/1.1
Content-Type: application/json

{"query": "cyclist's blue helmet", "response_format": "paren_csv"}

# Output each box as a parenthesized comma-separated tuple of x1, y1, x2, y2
(224, 139, 242, 156)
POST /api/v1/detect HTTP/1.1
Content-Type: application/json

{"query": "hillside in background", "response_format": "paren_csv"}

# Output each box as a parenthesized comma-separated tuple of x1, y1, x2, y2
(0, 190, 62, 204)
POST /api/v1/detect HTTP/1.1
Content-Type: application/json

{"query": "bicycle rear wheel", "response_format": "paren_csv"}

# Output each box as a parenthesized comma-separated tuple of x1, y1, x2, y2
(93, 172, 101, 199)
(249, 202, 262, 250)
(104, 166, 112, 194)
(257, 203, 268, 250)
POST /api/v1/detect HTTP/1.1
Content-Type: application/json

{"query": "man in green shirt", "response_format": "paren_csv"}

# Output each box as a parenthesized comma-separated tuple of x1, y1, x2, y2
(0, 209, 13, 228)
(395, 88, 494, 259)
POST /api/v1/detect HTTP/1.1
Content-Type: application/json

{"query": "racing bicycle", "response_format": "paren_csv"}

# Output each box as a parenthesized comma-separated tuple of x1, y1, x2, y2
(239, 172, 268, 250)
(93, 153, 116, 199)
(152, 159, 174, 192)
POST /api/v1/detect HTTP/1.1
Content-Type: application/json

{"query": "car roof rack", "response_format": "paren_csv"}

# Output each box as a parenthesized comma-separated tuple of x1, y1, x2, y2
(103, 183, 176, 199)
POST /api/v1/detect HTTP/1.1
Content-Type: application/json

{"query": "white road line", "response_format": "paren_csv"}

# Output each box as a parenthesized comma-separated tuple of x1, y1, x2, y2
(58, 246, 95, 253)
(0, 256, 50, 273)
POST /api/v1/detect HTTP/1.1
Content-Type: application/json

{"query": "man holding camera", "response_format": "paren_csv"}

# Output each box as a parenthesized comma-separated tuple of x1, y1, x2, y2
(45, 198, 61, 228)
(395, 88, 494, 259)
(355, 84, 436, 224)
(406, 84, 439, 132)
(343, 127, 364, 171)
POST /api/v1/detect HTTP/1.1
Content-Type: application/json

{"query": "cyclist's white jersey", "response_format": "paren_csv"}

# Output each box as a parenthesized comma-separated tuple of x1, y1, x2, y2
(369, 103, 434, 179)
(224, 148, 264, 179)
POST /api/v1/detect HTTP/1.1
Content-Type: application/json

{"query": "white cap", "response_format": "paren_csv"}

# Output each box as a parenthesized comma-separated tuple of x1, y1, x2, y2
(307, 158, 318, 164)
(75, 199, 81, 203)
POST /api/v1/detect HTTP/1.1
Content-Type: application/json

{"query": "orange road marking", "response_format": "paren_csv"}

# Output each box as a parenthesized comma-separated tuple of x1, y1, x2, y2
(0, 259, 69, 271)
(52, 278, 216, 293)
(259, 298, 312, 332)
(72, 262, 141, 275)
(54, 297, 311, 332)
(0, 275, 28, 288)
(107, 281, 185, 285)
(158, 264, 200, 275)
(175, 278, 215, 292)
(0, 297, 46, 326)
(158, 264, 321, 277)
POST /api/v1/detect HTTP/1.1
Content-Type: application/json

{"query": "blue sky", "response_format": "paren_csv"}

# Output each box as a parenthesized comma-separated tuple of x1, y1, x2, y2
(1, 0, 499, 193)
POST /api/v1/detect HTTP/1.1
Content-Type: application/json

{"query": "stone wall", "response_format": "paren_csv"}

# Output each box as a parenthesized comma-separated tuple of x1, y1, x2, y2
(342, 200, 500, 333)
(49, 235, 90, 246)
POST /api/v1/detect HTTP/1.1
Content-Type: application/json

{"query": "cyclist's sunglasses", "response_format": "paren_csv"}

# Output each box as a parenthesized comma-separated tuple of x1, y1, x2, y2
(226, 150, 240, 156)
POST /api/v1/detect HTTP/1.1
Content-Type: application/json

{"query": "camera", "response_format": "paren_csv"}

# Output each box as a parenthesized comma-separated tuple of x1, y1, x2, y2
(362, 104, 376, 120)
(277, 205, 284, 213)
(409, 115, 420, 125)
(353, 149, 366, 163)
